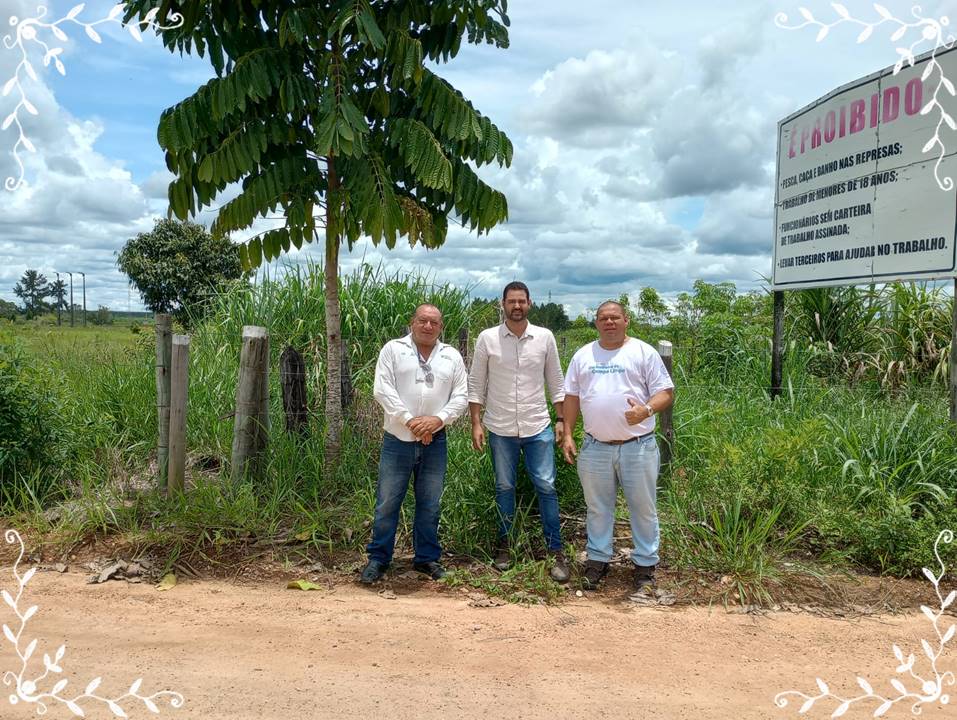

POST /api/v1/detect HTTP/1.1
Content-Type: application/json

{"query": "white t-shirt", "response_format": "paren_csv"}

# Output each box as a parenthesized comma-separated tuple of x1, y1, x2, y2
(565, 338, 674, 442)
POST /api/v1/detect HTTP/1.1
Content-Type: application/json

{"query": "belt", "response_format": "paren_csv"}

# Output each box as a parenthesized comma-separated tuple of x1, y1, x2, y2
(589, 431, 653, 445)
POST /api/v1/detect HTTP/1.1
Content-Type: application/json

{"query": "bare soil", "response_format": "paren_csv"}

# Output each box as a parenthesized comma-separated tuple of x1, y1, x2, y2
(1, 564, 954, 720)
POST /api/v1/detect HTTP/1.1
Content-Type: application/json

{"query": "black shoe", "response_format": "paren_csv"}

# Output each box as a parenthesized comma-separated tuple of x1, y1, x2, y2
(359, 559, 388, 584)
(548, 549, 570, 583)
(413, 561, 447, 580)
(633, 564, 656, 591)
(492, 538, 510, 572)
(581, 560, 608, 591)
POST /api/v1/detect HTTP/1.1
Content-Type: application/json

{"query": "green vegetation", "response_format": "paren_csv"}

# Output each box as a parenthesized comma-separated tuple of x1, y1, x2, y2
(1, 268, 955, 606)
(117, 218, 249, 329)
(126, 0, 514, 470)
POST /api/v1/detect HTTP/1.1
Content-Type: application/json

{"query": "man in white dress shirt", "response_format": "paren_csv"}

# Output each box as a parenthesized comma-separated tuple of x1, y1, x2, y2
(562, 300, 674, 591)
(468, 281, 570, 583)
(360, 304, 468, 584)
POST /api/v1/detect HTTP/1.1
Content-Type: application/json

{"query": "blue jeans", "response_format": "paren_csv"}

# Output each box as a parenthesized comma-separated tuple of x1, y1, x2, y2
(577, 433, 660, 566)
(366, 431, 447, 565)
(488, 426, 563, 550)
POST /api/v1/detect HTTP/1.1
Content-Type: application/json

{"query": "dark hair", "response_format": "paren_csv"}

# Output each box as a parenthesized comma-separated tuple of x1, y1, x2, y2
(595, 300, 628, 318)
(502, 281, 530, 301)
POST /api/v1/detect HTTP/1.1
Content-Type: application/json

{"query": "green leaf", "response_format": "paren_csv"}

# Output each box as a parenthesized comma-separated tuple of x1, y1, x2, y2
(287, 580, 323, 591)
(156, 573, 177, 591)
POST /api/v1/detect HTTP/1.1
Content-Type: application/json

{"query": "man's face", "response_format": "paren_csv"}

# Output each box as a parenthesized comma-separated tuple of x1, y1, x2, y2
(411, 306, 443, 345)
(503, 289, 531, 322)
(596, 305, 628, 341)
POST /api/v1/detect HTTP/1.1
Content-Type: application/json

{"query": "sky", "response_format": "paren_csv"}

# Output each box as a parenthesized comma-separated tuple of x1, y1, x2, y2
(0, 0, 952, 315)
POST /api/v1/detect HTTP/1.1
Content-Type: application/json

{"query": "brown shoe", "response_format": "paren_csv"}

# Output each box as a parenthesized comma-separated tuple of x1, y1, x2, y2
(492, 538, 511, 571)
(633, 564, 656, 591)
(581, 560, 608, 591)
(548, 550, 570, 583)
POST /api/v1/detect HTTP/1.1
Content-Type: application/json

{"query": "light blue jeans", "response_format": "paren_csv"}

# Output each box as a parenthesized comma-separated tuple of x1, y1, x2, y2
(577, 433, 660, 566)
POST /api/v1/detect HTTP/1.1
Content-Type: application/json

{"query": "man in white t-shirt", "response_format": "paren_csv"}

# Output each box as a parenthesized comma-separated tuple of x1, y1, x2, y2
(562, 300, 674, 591)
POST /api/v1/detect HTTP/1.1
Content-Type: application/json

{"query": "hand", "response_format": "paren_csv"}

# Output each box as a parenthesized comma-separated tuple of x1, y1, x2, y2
(625, 398, 645, 426)
(554, 421, 565, 445)
(420, 431, 433, 445)
(471, 423, 486, 451)
(407, 415, 443, 439)
(562, 434, 577, 464)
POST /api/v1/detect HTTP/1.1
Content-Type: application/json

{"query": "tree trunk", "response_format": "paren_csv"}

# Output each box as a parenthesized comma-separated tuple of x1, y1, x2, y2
(324, 155, 343, 472)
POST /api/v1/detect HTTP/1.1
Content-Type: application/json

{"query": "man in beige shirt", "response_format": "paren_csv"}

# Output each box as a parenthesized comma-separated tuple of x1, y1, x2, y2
(468, 281, 569, 582)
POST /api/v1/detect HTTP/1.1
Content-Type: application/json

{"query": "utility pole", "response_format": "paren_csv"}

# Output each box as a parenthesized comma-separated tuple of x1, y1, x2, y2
(80, 272, 86, 326)
(55, 272, 62, 326)
(67, 272, 74, 327)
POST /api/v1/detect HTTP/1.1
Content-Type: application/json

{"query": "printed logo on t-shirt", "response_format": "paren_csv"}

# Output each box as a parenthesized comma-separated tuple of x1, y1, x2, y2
(588, 362, 625, 375)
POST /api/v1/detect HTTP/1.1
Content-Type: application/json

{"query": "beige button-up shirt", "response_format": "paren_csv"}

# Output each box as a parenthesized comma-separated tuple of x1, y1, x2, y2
(467, 322, 564, 438)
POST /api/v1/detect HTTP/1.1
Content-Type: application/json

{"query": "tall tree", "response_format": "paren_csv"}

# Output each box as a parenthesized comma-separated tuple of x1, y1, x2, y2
(12, 269, 51, 317)
(50, 279, 68, 311)
(528, 301, 569, 332)
(125, 1, 513, 468)
(117, 218, 248, 328)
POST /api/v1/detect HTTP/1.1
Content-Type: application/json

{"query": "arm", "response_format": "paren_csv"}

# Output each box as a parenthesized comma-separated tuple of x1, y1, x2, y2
(408, 351, 469, 441)
(544, 332, 566, 443)
(625, 389, 674, 424)
(561, 394, 580, 464)
(469, 401, 486, 451)
(436, 353, 468, 426)
(372, 343, 413, 426)
(624, 350, 675, 424)
(467, 333, 489, 451)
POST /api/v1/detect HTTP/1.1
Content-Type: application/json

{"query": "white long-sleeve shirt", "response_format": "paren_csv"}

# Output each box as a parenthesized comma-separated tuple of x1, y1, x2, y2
(373, 335, 468, 442)
(467, 322, 565, 438)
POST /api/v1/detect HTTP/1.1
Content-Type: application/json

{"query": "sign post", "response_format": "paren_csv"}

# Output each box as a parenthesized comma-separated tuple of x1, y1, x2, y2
(771, 47, 957, 419)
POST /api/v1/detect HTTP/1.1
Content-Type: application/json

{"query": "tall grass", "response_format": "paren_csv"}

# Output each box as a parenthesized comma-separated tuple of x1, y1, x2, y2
(3, 273, 957, 604)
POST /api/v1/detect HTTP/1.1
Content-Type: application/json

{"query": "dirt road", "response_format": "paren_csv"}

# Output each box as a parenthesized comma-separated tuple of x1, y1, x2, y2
(0, 570, 952, 720)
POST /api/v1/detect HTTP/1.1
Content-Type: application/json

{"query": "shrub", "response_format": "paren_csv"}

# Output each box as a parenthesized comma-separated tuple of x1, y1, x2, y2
(0, 337, 75, 507)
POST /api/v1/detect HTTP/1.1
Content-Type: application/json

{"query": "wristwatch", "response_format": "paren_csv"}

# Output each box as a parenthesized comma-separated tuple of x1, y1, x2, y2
(643, 404, 654, 418)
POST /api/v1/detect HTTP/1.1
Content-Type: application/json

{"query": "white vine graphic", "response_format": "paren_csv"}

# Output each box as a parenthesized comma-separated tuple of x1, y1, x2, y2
(2, 529, 184, 717)
(775, 529, 955, 717)
(776, 4, 957, 191)
(1, 3, 184, 191)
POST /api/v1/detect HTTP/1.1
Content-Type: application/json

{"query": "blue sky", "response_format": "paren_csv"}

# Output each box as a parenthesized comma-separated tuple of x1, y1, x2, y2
(0, 0, 951, 313)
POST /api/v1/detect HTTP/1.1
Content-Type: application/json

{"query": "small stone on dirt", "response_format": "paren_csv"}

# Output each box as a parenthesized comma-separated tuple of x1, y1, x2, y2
(468, 595, 506, 608)
(53, 563, 67, 573)
(97, 561, 128, 584)
(378, 589, 397, 600)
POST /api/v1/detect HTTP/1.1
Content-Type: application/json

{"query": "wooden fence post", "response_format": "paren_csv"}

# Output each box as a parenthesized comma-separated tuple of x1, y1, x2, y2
(231, 326, 270, 482)
(280, 346, 308, 434)
(770, 290, 785, 400)
(560, 336, 567, 355)
(155, 314, 172, 490)
(458, 326, 469, 366)
(167, 334, 190, 494)
(657, 340, 674, 472)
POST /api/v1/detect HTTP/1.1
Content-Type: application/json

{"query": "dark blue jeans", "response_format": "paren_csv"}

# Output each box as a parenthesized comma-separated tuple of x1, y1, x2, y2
(488, 426, 563, 551)
(366, 430, 447, 565)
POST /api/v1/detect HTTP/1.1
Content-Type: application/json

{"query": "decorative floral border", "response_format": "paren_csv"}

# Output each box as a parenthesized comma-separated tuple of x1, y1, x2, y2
(2, 529, 184, 716)
(775, 529, 955, 717)
(1, 2, 184, 192)
(775, 4, 957, 191)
